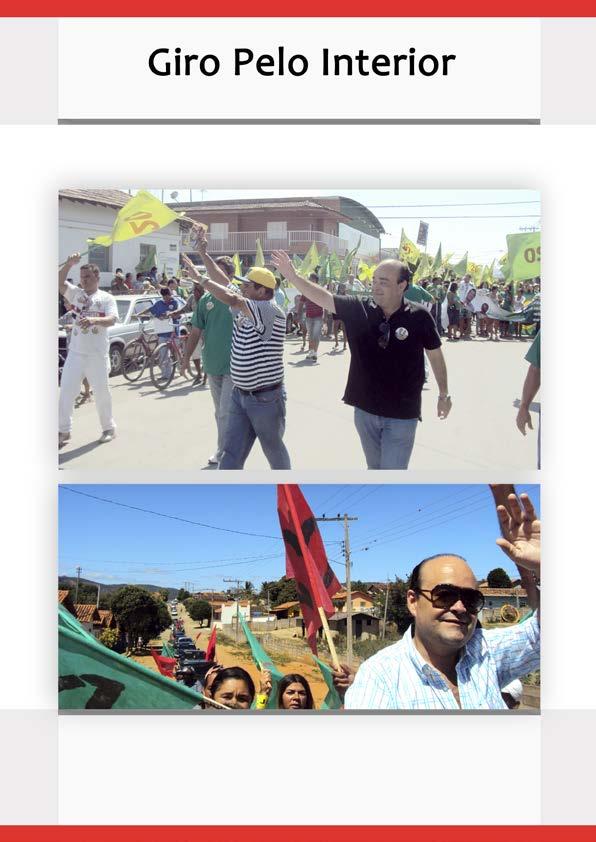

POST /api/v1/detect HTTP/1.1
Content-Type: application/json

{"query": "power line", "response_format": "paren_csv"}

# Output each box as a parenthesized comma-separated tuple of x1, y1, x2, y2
(353, 487, 487, 546)
(367, 201, 540, 208)
(377, 214, 541, 220)
(60, 487, 282, 541)
(352, 496, 488, 552)
(353, 500, 492, 555)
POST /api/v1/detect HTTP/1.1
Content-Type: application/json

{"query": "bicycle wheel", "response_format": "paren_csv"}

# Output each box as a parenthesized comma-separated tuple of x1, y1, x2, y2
(149, 342, 177, 390)
(122, 339, 148, 382)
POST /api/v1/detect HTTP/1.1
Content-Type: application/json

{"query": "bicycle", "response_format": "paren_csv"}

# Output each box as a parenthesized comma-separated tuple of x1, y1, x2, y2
(149, 329, 190, 391)
(122, 320, 159, 383)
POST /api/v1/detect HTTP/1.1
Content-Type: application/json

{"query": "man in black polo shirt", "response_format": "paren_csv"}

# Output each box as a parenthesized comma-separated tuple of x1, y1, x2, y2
(271, 250, 451, 469)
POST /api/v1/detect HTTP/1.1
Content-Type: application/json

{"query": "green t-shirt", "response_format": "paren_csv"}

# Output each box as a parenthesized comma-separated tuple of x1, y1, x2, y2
(192, 293, 233, 376)
(525, 330, 540, 369)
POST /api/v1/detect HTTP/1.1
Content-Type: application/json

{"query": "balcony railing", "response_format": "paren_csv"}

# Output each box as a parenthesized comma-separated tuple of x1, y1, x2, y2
(182, 229, 350, 256)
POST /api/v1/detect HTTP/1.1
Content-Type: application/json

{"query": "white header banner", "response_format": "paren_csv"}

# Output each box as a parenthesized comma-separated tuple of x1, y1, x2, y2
(59, 18, 540, 122)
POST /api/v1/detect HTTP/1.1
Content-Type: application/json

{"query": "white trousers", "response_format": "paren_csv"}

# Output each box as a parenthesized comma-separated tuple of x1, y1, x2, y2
(59, 351, 115, 434)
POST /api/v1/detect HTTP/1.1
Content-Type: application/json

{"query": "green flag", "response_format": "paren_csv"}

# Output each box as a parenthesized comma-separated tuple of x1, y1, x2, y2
(399, 229, 420, 265)
(136, 244, 157, 274)
(405, 284, 434, 308)
(255, 238, 265, 268)
(328, 252, 343, 281)
(339, 237, 361, 283)
(432, 243, 443, 272)
(239, 615, 284, 710)
(291, 254, 302, 271)
(413, 252, 431, 282)
(506, 232, 541, 281)
(161, 641, 176, 658)
(451, 252, 468, 276)
(58, 606, 202, 710)
(318, 254, 330, 284)
(301, 242, 320, 276)
(312, 655, 343, 710)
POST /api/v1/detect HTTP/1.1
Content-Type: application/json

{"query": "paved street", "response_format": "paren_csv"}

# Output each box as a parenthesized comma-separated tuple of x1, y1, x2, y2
(58, 332, 539, 471)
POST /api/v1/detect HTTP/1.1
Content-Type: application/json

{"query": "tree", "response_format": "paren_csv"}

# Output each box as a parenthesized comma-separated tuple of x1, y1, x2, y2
(487, 568, 512, 588)
(158, 588, 170, 602)
(111, 586, 171, 649)
(351, 580, 369, 593)
(380, 577, 412, 635)
(68, 582, 100, 605)
(185, 599, 212, 626)
(177, 588, 191, 601)
(272, 577, 298, 607)
(98, 628, 119, 649)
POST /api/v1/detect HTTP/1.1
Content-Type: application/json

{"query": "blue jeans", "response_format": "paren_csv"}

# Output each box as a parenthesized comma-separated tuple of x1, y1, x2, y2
(219, 384, 291, 470)
(354, 407, 418, 469)
(207, 373, 234, 461)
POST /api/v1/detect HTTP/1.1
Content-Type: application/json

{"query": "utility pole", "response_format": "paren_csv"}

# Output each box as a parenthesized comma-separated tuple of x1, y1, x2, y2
(316, 514, 358, 666)
(75, 566, 82, 603)
(223, 577, 243, 642)
(382, 578, 390, 640)
(96, 583, 101, 609)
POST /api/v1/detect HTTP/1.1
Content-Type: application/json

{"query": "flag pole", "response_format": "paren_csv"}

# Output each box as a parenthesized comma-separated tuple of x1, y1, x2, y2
(59, 249, 90, 269)
(282, 485, 341, 671)
(317, 607, 340, 671)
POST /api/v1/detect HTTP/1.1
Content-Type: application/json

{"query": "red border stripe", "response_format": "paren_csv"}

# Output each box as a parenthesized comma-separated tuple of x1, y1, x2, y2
(1, 4, 596, 14)
(0, 828, 595, 841)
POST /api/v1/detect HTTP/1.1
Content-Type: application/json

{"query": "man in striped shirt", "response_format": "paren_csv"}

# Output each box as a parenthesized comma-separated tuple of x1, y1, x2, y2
(345, 491, 540, 709)
(182, 227, 290, 470)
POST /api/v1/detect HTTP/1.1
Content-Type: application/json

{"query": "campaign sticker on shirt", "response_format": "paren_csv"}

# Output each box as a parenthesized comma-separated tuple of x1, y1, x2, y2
(395, 327, 409, 340)
(206, 301, 214, 311)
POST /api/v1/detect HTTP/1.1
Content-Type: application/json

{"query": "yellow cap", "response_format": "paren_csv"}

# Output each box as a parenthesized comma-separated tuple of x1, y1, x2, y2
(245, 267, 277, 290)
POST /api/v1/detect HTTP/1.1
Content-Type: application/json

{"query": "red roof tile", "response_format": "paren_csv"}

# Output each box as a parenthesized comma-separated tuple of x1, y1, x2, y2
(74, 604, 99, 624)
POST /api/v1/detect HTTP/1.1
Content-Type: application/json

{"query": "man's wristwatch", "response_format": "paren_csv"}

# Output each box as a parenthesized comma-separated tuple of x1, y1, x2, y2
(439, 394, 451, 400)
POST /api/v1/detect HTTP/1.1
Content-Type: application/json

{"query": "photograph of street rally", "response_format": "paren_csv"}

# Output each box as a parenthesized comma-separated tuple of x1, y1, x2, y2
(58, 188, 541, 470)
(59, 482, 540, 711)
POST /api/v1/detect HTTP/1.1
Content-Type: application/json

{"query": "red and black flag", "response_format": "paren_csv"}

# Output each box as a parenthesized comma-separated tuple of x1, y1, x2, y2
(276, 484, 341, 654)
(206, 626, 217, 662)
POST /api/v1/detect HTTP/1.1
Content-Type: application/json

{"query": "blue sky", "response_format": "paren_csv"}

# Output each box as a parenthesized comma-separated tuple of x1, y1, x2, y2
(134, 188, 540, 265)
(58, 484, 539, 590)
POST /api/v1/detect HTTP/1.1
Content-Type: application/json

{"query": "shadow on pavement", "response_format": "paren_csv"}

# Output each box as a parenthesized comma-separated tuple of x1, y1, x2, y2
(58, 440, 104, 465)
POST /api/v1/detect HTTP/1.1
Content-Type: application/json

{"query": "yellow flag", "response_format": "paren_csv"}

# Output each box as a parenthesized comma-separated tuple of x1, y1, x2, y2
(255, 238, 265, 267)
(233, 253, 242, 276)
(399, 229, 420, 264)
(358, 260, 376, 284)
(88, 191, 184, 247)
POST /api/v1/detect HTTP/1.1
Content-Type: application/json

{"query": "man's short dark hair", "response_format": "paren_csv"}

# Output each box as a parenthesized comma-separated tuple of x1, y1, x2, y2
(215, 255, 235, 279)
(80, 263, 100, 277)
(408, 554, 468, 590)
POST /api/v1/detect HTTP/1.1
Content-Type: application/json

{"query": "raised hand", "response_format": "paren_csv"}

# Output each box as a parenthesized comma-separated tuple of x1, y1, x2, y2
(271, 250, 294, 278)
(190, 222, 208, 256)
(65, 252, 81, 269)
(495, 493, 540, 576)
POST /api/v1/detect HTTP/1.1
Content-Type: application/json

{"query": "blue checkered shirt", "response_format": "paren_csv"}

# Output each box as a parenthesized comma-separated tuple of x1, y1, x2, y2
(344, 614, 540, 710)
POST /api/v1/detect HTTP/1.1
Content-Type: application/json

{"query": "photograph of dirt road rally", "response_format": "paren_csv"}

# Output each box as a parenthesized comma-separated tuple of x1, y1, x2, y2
(59, 483, 540, 711)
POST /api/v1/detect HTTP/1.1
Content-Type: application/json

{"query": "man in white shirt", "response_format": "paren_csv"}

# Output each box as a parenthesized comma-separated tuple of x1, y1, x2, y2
(345, 491, 540, 709)
(458, 274, 475, 339)
(58, 253, 118, 447)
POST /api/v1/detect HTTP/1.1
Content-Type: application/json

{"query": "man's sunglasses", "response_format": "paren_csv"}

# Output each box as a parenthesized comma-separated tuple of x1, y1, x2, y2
(378, 320, 390, 349)
(414, 584, 485, 615)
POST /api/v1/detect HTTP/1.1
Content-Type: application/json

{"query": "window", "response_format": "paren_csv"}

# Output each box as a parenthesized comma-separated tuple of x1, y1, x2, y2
(366, 619, 371, 626)
(139, 242, 156, 269)
(267, 221, 287, 238)
(88, 243, 111, 273)
(210, 222, 229, 242)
